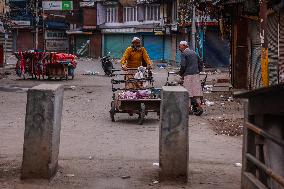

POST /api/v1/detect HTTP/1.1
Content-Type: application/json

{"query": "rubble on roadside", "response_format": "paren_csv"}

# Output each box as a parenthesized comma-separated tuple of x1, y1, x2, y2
(209, 117, 244, 136)
(204, 100, 215, 106)
(202, 90, 244, 137)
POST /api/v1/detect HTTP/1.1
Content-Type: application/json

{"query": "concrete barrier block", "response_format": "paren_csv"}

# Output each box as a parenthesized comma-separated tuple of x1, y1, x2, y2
(22, 84, 64, 179)
(159, 86, 189, 182)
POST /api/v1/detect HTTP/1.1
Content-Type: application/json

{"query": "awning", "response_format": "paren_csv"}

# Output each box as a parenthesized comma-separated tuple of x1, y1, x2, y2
(45, 21, 69, 30)
(66, 30, 93, 35)
(83, 26, 97, 30)
(101, 28, 135, 33)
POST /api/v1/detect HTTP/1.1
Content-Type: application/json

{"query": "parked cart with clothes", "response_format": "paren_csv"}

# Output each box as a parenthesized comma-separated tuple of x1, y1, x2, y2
(15, 50, 77, 80)
(15, 50, 48, 79)
(46, 53, 77, 80)
(110, 67, 161, 125)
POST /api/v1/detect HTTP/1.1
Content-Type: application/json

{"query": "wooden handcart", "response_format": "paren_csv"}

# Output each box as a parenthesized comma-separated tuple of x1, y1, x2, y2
(46, 61, 75, 80)
(15, 51, 77, 80)
(109, 68, 161, 125)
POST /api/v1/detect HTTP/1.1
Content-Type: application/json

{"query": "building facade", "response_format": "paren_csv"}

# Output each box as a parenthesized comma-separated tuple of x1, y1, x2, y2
(100, 0, 180, 63)
(7, 0, 102, 57)
(67, 0, 102, 58)
(99, 0, 229, 66)
(210, 0, 284, 89)
(6, 0, 229, 65)
(8, 0, 38, 51)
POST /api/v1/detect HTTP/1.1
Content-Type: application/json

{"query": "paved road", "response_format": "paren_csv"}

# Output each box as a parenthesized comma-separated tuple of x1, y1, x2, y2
(0, 59, 242, 188)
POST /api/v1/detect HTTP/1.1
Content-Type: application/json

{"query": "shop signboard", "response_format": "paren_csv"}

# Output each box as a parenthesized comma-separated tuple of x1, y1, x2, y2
(80, 2, 95, 7)
(12, 20, 31, 26)
(45, 40, 69, 52)
(45, 30, 67, 40)
(43, 1, 73, 11)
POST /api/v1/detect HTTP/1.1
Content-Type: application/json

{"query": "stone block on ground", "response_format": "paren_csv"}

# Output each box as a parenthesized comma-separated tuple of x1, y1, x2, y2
(22, 84, 64, 179)
(159, 86, 189, 182)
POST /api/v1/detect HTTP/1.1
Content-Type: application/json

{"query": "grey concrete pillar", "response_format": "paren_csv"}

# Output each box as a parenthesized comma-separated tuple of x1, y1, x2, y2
(159, 86, 189, 182)
(22, 84, 64, 179)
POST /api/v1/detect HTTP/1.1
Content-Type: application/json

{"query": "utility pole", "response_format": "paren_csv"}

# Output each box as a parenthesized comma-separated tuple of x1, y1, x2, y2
(191, 3, 196, 50)
(35, 0, 39, 49)
(259, 0, 269, 87)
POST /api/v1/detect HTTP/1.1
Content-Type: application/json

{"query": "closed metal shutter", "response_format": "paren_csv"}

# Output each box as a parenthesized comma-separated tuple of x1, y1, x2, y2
(164, 36, 172, 61)
(122, 34, 136, 53)
(143, 35, 164, 61)
(204, 30, 230, 68)
(104, 34, 124, 58)
(267, 13, 279, 85)
(176, 35, 183, 63)
(250, 21, 262, 89)
(279, 10, 284, 83)
(251, 46, 262, 89)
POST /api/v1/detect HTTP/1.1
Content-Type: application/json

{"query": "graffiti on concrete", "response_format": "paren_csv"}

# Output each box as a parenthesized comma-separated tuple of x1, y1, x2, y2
(163, 92, 182, 143)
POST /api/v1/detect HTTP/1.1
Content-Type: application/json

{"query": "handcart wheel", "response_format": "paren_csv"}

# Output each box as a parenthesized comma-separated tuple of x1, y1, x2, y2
(110, 101, 116, 122)
(138, 103, 146, 125)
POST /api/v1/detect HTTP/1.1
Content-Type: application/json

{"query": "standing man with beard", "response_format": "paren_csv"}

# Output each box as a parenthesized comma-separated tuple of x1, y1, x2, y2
(121, 37, 152, 89)
(179, 41, 203, 115)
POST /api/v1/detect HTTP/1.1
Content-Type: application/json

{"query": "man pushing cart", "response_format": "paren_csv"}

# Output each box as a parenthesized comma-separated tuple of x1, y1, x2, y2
(109, 37, 160, 125)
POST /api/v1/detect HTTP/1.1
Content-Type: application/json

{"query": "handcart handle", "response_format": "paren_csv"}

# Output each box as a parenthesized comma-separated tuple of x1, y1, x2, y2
(111, 67, 151, 72)
(112, 87, 155, 92)
(110, 69, 121, 72)
(111, 78, 154, 84)
(111, 73, 138, 76)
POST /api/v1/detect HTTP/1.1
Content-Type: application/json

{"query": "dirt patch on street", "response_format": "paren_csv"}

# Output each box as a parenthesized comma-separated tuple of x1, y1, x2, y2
(203, 92, 244, 136)
(208, 118, 244, 136)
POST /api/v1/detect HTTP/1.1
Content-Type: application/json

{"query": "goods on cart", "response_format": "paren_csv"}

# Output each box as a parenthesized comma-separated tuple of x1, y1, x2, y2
(15, 50, 77, 80)
(15, 50, 48, 79)
(46, 53, 77, 80)
(109, 68, 161, 125)
(117, 89, 160, 100)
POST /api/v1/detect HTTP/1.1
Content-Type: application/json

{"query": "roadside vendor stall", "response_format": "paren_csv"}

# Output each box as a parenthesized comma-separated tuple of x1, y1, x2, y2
(46, 53, 77, 80)
(15, 50, 77, 80)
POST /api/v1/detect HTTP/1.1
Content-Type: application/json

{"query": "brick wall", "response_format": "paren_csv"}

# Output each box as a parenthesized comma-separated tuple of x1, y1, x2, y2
(83, 7, 97, 28)
(16, 29, 34, 51)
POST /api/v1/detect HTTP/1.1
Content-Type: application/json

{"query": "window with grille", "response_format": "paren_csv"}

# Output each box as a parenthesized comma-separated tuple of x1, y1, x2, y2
(145, 4, 160, 21)
(106, 6, 118, 23)
(123, 7, 137, 22)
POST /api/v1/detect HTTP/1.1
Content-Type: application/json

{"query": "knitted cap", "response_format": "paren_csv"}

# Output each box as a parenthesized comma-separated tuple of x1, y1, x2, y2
(179, 41, 188, 46)
(132, 37, 141, 42)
